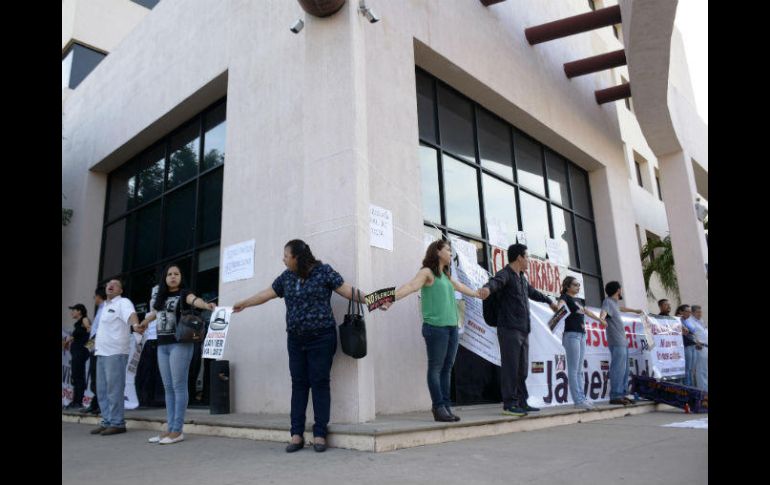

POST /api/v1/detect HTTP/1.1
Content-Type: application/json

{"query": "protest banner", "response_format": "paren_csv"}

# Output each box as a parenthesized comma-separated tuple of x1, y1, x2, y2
(203, 307, 233, 360)
(366, 287, 395, 311)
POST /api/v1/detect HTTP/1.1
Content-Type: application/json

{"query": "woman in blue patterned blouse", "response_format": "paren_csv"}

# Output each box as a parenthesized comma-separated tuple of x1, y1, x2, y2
(233, 239, 368, 453)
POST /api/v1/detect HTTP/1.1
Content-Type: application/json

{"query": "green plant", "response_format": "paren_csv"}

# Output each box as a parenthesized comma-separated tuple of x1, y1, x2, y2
(640, 235, 679, 301)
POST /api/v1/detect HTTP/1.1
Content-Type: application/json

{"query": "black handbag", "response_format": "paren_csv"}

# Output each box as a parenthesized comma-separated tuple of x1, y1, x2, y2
(175, 299, 207, 343)
(339, 287, 367, 359)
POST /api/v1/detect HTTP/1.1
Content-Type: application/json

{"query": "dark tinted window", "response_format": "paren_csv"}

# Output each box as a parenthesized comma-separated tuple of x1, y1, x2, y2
(519, 191, 549, 258)
(168, 123, 200, 189)
(163, 183, 196, 257)
(438, 85, 475, 163)
(570, 168, 592, 217)
(575, 217, 599, 274)
(514, 132, 545, 195)
(63, 44, 106, 89)
(478, 109, 513, 180)
(416, 71, 437, 145)
(546, 150, 570, 207)
(202, 103, 226, 171)
(198, 169, 224, 244)
(131, 201, 161, 269)
(133, 145, 165, 207)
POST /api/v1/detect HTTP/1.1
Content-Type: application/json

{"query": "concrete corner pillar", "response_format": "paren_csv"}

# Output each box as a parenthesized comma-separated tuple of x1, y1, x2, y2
(588, 163, 648, 310)
(658, 150, 708, 322)
(301, 2, 376, 424)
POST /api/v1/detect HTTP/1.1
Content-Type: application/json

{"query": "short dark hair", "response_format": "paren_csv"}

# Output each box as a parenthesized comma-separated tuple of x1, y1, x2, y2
(508, 243, 528, 262)
(657, 299, 669, 306)
(675, 304, 690, 315)
(94, 287, 107, 299)
(691, 305, 701, 312)
(604, 281, 621, 297)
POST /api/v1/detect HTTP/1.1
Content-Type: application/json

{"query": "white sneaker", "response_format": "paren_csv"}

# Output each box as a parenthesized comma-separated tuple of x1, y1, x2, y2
(575, 401, 594, 410)
(148, 435, 162, 443)
(159, 433, 184, 445)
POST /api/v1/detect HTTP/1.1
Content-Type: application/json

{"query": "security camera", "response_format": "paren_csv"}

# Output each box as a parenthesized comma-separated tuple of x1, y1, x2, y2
(359, 1, 380, 23)
(290, 18, 304, 34)
(363, 8, 380, 23)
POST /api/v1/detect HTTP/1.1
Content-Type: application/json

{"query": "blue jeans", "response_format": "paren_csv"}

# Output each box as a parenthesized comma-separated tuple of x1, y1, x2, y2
(609, 345, 630, 400)
(96, 354, 128, 428)
(287, 327, 337, 438)
(562, 331, 587, 404)
(694, 347, 708, 392)
(422, 323, 459, 408)
(684, 345, 696, 386)
(157, 342, 194, 433)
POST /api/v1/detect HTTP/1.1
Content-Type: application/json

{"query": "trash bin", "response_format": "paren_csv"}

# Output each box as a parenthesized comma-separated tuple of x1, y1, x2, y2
(210, 360, 230, 414)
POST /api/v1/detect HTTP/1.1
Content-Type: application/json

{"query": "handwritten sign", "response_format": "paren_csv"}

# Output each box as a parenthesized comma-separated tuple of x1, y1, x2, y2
(222, 240, 255, 283)
(369, 205, 393, 251)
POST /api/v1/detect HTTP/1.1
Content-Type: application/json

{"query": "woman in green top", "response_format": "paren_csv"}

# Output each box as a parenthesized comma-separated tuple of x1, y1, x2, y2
(385, 240, 485, 422)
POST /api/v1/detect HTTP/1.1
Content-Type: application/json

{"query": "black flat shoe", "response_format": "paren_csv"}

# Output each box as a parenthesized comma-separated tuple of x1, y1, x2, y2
(431, 406, 454, 422)
(444, 406, 461, 422)
(313, 442, 327, 452)
(285, 439, 305, 453)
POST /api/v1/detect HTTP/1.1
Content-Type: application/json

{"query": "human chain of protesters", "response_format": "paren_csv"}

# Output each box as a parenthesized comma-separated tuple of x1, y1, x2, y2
(64, 239, 706, 452)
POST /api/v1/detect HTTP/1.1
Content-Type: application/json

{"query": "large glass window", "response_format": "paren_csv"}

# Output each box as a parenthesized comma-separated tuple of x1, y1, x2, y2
(416, 70, 604, 406)
(415, 68, 601, 302)
(100, 98, 226, 300)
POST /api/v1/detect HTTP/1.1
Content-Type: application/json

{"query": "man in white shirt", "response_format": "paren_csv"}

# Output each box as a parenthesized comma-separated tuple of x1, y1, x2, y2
(684, 305, 708, 392)
(83, 287, 106, 415)
(90, 279, 141, 436)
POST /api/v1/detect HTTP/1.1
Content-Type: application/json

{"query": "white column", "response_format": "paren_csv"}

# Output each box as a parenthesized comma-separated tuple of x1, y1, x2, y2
(588, 164, 648, 310)
(658, 150, 708, 322)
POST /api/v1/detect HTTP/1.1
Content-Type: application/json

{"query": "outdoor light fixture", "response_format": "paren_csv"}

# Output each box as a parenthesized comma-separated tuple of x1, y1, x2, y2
(290, 18, 304, 34)
(359, 0, 380, 23)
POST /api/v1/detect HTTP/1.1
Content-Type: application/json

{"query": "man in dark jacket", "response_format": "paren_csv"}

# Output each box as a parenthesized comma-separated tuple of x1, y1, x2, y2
(479, 244, 557, 416)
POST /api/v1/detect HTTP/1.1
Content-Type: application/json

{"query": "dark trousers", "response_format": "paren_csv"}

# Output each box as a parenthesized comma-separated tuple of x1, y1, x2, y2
(71, 346, 89, 406)
(422, 323, 459, 408)
(88, 353, 99, 409)
(135, 340, 164, 407)
(188, 341, 208, 404)
(497, 327, 529, 409)
(287, 327, 337, 438)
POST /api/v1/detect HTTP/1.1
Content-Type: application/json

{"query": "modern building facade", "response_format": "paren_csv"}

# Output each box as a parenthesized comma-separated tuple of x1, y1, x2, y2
(62, 0, 708, 422)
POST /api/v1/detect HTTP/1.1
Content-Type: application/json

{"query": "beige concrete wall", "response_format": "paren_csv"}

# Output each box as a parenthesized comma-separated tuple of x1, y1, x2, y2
(63, 0, 704, 419)
(63, 0, 150, 52)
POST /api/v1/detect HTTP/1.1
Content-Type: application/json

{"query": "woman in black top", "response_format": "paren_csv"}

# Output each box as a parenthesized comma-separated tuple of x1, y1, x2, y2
(65, 303, 91, 409)
(557, 277, 605, 410)
(136, 264, 215, 445)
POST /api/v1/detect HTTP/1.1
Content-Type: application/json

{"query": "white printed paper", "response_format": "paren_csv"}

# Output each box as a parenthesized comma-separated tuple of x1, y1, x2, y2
(487, 218, 511, 249)
(545, 238, 567, 266)
(203, 307, 233, 360)
(369, 205, 393, 251)
(222, 240, 255, 283)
